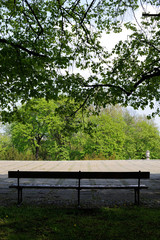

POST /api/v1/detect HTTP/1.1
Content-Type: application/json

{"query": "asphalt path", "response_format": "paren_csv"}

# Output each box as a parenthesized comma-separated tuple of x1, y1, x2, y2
(0, 160, 160, 207)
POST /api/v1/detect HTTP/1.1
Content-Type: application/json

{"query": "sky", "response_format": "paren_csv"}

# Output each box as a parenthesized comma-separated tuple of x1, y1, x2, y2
(128, 105, 160, 130)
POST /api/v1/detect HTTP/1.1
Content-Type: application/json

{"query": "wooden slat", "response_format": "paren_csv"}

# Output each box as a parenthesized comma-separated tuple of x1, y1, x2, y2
(8, 171, 150, 179)
(9, 184, 148, 189)
(80, 184, 148, 189)
(79, 171, 150, 179)
(8, 171, 80, 179)
(9, 184, 78, 189)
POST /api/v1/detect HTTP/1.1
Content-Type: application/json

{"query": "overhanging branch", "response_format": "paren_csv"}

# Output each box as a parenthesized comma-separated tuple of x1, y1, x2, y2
(0, 38, 47, 57)
(80, 0, 96, 25)
(141, 39, 160, 53)
(24, 0, 43, 36)
(142, 13, 160, 17)
(84, 83, 130, 95)
(84, 67, 160, 98)
(128, 68, 160, 96)
(69, 93, 92, 117)
(71, 0, 81, 12)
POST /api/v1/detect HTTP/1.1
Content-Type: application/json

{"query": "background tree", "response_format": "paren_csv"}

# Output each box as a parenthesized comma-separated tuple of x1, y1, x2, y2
(122, 110, 137, 159)
(0, 134, 11, 160)
(70, 106, 160, 160)
(1, 101, 160, 160)
(131, 120, 160, 159)
(123, 112, 160, 159)
(0, 132, 35, 160)
(83, 113, 126, 160)
(10, 98, 84, 160)
(0, 1, 160, 117)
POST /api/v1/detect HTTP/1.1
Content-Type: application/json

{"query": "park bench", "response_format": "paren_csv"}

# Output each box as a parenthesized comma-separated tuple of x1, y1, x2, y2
(8, 170, 150, 206)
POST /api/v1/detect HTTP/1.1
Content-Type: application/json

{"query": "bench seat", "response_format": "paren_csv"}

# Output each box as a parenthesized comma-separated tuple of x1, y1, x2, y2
(9, 184, 148, 189)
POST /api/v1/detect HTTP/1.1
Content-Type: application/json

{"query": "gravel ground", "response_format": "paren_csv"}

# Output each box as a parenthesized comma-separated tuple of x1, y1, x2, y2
(0, 160, 160, 208)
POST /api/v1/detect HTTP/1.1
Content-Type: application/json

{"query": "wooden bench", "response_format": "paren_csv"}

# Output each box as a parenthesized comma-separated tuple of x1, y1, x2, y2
(8, 170, 150, 206)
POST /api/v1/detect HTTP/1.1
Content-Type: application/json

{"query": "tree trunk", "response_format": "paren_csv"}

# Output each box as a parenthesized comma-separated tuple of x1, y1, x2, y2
(35, 146, 39, 160)
(35, 136, 42, 160)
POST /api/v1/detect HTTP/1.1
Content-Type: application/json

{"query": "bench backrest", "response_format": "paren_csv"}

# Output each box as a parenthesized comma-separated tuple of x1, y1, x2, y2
(8, 171, 150, 179)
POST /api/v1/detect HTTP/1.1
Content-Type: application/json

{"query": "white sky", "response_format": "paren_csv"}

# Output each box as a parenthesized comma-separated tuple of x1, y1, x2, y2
(128, 105, 160, 130)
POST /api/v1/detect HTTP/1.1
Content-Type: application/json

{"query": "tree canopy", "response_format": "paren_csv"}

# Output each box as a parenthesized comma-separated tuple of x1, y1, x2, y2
(9, 98, 84, 159)
(1, 100, 160, 160)
(0, 1, 160, 115)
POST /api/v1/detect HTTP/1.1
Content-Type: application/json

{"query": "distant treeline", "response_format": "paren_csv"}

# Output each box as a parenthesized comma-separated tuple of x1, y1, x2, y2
(0, 98, 160, 160)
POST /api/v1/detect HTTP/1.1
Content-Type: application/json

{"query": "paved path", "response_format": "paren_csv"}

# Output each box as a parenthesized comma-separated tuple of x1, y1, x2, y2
(0, 160, 160, 207)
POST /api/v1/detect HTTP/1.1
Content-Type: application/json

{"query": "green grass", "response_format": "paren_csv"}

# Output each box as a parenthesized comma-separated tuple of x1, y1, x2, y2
(0, 206, 160, 240)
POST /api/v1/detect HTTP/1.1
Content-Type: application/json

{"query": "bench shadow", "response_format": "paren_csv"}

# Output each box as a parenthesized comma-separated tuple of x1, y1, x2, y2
(0, 173, 160, 207)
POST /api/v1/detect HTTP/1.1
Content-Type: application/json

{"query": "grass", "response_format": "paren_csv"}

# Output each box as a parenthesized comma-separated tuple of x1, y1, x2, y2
(0, 206, 160, 240)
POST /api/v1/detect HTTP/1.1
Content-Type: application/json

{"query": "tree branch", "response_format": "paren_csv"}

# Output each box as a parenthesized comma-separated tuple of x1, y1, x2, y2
(61, 6, 94, 45)
(85, 67, 160, 98)
(71, 0, 81, 12)
(141, 39, 160, 53)
(128, 68, 160, 96)
(84, 83, 130, 95)
(24, 0, 43, 36)
(0, 38, 47, 57)
(22, 10, 38, 35)
(142, 13, 160, 17)
(57, 0, 64, 33)
(69, 94, 91, 117)
(80, 0, 96, 25)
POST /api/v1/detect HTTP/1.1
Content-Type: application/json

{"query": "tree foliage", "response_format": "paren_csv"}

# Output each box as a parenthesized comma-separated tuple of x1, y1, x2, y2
(123, 111, 160, 159)
(9, 98, 83, 160)
(70, 107, 160, 160)
(1, 100, 160, 160)
(0, 1, 160, 115)
(74, 111, 126, 160)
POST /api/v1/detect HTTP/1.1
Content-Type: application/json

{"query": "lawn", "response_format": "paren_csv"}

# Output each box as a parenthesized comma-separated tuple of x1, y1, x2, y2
(0, 206, 160, 240)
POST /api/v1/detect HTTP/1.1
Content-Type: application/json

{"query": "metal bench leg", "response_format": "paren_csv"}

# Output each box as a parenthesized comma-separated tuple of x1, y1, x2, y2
(78, 187, 80, 207)
(134, 188, 140, 205)
(134, 189, 137, 204)
(78, 176, 81, 208)
(18, 187, 22, 205)
(137, 188, 140, 205)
